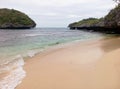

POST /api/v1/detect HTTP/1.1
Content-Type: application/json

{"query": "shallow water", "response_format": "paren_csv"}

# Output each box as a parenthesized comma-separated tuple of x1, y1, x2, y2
(0, 28, 106, 64)
(0, 28, 106, 89)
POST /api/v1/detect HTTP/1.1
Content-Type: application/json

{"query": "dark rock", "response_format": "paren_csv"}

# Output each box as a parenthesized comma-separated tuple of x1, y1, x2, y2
(68, 4, 120, 33)
(104, 4, 120, 28)
(0, 8, 36, 29)
(68, 18, 105, 30)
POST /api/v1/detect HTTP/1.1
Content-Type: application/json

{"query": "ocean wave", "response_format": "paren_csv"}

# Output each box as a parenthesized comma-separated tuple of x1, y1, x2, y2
(0, 55, 26, 89)
(24, 33, 49, 37)
(27, 50, 37, 57)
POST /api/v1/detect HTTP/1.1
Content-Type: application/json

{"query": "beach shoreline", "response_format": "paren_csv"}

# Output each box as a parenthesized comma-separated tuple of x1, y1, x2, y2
(16, 37, 120, 89)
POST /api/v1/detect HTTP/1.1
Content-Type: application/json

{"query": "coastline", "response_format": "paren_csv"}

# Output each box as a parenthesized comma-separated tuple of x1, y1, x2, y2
(16, 37, 120, 89)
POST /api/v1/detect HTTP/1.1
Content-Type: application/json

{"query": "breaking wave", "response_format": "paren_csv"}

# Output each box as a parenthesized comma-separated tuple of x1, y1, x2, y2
(0, 55, 26, 89)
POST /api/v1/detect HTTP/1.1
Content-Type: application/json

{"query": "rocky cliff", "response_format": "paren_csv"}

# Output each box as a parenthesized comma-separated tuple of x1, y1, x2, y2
(0, 8, 36, 29)
(68, 18, 104, 28)
(104, 4, 120, 28)
(68, 4, 120, 33)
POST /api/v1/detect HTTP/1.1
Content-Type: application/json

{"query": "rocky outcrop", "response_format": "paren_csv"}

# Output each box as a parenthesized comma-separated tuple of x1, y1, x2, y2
(68, 18, 107, 32)
(68, 18, 104, 28)
(0, 8, 36, 29)
(104, 4, 120, 28)
(68, 4, 120, 33)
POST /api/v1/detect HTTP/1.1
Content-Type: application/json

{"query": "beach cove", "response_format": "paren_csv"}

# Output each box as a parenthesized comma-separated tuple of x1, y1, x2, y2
(0, 0, 120, 89)
(16, 37, 120, 89)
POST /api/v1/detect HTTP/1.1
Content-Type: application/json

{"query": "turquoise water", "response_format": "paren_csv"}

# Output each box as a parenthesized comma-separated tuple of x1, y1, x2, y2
(0, 28, 107, 64)
(0, 28, 108, 89)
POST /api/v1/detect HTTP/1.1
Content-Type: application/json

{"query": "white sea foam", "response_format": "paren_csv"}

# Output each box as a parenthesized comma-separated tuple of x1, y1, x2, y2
(27, 50, 36, 57)
(24, 33, 49, 37)
(0, 55, 26, 89)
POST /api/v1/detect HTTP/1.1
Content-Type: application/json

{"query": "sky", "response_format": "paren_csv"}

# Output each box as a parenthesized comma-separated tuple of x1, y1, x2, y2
(0, 0, 117, 27)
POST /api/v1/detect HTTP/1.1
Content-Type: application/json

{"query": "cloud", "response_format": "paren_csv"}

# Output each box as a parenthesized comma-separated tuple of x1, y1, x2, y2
(67, 15, 82, 18)
(0, 0, 117, 27)
(38, 13, 58, 16)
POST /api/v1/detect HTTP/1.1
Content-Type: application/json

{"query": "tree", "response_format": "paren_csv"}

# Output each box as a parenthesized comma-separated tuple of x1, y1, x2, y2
(113, 0, 120, 3)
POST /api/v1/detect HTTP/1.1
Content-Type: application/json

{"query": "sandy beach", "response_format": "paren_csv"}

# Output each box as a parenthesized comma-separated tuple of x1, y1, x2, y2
(16, 37, 120, 89)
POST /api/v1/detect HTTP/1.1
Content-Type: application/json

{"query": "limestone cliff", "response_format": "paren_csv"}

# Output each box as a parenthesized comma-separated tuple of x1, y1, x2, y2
(0, 8, 36, 29)
(104, 4, 120, 28)
(68, 4, 120, 33)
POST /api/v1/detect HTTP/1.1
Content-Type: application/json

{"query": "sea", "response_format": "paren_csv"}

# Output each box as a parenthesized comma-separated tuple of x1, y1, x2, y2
(0, 28, 108, 89)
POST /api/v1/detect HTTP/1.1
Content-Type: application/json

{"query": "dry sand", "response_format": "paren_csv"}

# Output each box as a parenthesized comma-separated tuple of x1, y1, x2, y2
(16, 37, 120, 89)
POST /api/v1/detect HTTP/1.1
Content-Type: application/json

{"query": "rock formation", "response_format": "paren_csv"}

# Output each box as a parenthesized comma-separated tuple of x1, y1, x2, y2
(0, 8, 36, 29)
(104, 4, 120, 28)
(68, 4, 120, 33)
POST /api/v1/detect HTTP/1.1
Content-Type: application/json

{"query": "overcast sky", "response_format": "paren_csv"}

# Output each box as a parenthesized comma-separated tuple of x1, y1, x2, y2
(0, 0, 116, 27)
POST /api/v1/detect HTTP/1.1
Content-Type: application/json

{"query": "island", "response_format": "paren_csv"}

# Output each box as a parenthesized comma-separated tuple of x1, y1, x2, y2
(0, 8, 36, 29)
(68, 4, 120, 33)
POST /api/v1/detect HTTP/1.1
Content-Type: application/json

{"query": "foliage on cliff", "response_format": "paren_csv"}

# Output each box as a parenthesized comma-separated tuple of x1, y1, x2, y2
(0, 8, 36, 29)
(104, 4, 120, 28)
(68, 18, 104, 28)
(113, 0, 120, 3)
(69, 4, 120, 29)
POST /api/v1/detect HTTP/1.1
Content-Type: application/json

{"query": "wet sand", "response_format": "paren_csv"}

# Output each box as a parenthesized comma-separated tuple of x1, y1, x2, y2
(16, 37, 120, 89)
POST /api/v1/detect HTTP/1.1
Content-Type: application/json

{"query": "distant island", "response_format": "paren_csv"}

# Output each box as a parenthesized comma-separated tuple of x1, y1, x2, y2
(0, 8, 36, 29)
(68, 4, 120, 33)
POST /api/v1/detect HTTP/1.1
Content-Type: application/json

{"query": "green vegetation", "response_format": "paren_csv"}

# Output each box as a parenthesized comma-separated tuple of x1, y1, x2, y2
(68, 18, 103, 27)
(104, 4, 120, 27)
(0, 8, 36, 29)
(69, 4, 120, 29)
(113, 0, 120, 3)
